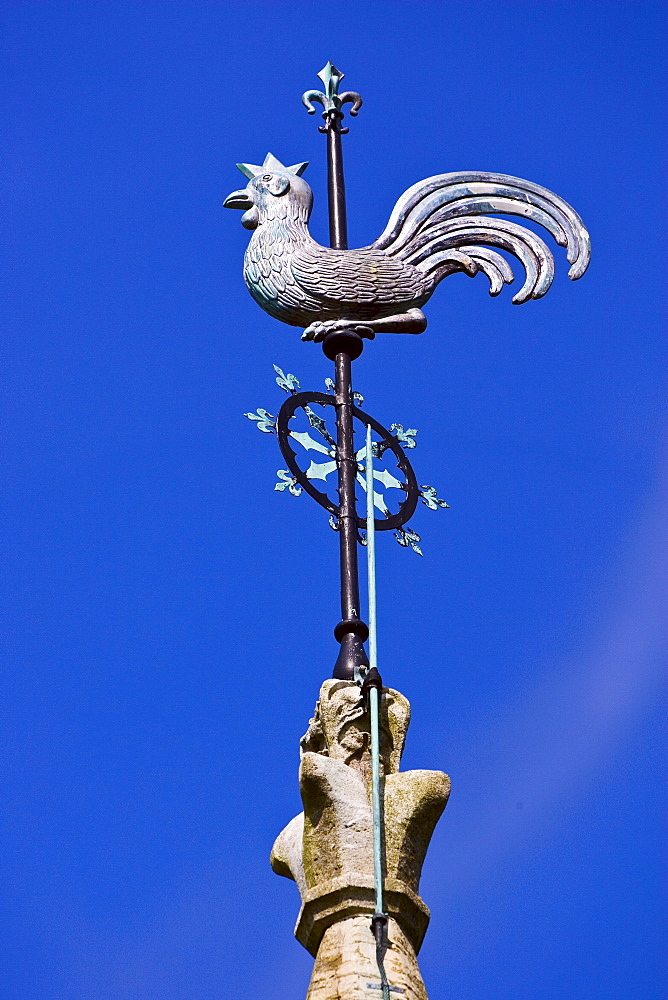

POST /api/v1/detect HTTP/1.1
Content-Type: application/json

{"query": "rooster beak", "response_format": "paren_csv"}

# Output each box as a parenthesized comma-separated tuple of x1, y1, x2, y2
(223, 189, 253, 210)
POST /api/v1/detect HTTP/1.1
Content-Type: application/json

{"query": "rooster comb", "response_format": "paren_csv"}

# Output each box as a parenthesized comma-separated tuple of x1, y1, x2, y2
(236, 153, 309, 180)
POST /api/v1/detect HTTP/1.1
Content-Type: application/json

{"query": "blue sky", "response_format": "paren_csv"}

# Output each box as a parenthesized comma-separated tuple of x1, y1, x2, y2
(2, 2, 665, 998)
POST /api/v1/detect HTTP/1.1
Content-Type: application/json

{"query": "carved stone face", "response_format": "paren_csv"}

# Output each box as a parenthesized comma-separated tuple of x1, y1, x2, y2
(318, 681, 368, 767)
(300, 680, 411, 780)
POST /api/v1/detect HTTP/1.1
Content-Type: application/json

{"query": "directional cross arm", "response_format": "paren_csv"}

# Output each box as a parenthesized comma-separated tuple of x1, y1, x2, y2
(289, 430, 334, 457)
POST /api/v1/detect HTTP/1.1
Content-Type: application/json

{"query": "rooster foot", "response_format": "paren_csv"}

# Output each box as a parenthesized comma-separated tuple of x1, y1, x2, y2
(301, 320, 375, 343)
(301, 309, 427, 342)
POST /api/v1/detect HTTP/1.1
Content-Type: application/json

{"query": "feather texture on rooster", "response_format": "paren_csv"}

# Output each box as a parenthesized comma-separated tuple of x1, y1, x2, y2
(224, 153, 591, 341)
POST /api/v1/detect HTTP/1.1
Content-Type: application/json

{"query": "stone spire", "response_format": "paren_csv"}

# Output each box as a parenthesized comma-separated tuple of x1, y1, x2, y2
(271, 679, 450, 1000)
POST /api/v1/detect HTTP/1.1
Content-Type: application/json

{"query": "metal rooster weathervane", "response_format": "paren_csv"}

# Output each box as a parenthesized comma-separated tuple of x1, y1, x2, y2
(226, 62, 590, 1000)
(227, 60, 591, 681)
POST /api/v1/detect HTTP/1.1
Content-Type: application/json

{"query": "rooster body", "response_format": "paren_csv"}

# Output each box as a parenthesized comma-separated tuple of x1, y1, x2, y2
(224, 154, 590, 340)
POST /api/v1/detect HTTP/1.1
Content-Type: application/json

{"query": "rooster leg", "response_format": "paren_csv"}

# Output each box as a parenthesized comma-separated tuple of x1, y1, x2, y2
(302, 308, 427, 342)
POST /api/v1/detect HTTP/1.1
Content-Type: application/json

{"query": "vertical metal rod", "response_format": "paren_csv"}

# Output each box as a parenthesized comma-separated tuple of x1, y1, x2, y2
(335, 351, 361, 623)
(326, 117, 348, 250)
(322, 106, 367, 681)
(329, 342, 368, 679)
(327, 111, 354, 636)
(328, 114, 355, 636)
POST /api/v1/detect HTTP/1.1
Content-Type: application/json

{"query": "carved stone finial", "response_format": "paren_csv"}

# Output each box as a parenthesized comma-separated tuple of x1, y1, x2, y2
(271, 680, 450, 999)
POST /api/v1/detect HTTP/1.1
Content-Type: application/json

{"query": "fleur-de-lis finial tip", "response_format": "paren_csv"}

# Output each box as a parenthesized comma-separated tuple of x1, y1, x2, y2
(303, 63, 362, 121)
(318, 61, 344, 90)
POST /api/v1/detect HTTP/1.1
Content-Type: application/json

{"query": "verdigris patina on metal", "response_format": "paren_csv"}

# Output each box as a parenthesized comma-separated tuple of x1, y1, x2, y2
(229, 63, 592, 1000)
(230, 60, 591, 680)
(302, 60, 363, 124)
(245, 365, 448, 546)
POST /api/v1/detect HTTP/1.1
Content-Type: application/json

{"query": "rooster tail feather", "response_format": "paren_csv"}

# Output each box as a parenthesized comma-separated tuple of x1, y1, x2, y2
(465, 249, 515, 297)
(374, 172, 591, 299)
(409, 217, 555, 304)
(418, 246, 516, 297)
(414, 249, 479, 280)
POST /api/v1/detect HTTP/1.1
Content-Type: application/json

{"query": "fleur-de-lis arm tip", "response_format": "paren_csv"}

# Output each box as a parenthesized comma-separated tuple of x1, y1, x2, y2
(245, 408, 276, 433)
(390, 423, 418, 450)
(302, 90, 325, 115)
(275, 470, 302, 496)
(394, 525, 423, 555)
(273, 364, 301, 394)
(339, 91, 363, 116)
(419, 485, 450, 510)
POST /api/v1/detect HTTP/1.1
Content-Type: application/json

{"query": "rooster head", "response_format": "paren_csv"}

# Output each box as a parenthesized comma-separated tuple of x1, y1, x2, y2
(223, 153, 311, 230)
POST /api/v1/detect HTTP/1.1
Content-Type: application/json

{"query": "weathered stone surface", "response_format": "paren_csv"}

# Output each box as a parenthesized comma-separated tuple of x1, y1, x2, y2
(300, 752, 372, 886)
(271, 680, 449, 998)
(305, 915, 428, 1000)
(300, 679, 411, 787)
(295, 873, 431, 958)
(384, 770, 451, 896)
(271, 812, 306, 896)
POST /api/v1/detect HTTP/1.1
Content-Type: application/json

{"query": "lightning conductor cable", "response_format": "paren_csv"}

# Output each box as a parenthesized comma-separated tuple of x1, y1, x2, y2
(364, 421, 392, 1000)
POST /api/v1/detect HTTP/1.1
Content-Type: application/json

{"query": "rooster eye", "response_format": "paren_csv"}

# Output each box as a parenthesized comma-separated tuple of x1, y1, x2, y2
(262, 173, 272, 181)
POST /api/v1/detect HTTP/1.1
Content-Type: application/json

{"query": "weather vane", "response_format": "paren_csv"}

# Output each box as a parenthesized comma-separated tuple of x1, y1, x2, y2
(225, 61, 591, 1000)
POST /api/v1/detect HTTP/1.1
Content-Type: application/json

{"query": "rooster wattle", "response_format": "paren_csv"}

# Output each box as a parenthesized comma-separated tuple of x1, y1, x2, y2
(224, 153, 590, 341)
